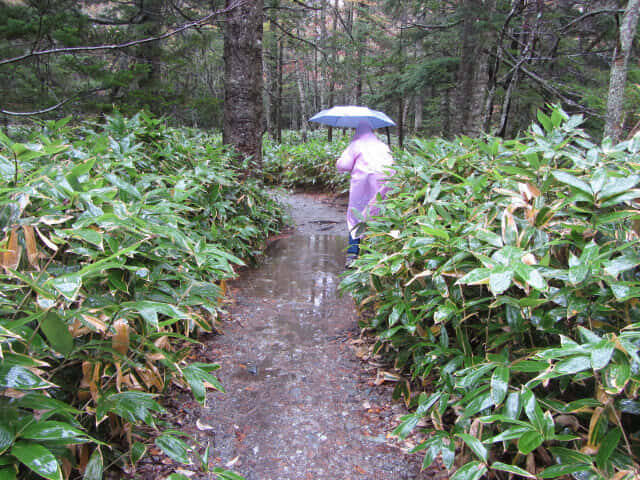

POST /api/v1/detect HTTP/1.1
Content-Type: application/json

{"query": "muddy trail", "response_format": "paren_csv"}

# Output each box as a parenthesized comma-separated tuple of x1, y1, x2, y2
(132, 192, 443, 480)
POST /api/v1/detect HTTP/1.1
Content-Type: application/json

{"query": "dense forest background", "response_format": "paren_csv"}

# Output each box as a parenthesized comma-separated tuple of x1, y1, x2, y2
(1, 0, 639, 144)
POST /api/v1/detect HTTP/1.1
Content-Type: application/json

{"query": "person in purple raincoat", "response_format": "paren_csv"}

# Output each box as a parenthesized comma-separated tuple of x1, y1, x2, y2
(336, 120, 394, 267)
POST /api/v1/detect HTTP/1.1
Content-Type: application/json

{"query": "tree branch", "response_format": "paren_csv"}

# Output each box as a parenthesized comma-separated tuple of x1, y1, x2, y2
(561, 8, 624, 33)
(500, 55, 599, 116)
(402, 18, 463, 30)
(0, 1, 245, 67)
(268, 17, 328, 60)
(1, 88, 108, 116)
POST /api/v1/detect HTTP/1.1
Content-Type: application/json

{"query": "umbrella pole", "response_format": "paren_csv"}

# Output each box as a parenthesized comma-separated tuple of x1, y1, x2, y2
(385, 127, 391, 147)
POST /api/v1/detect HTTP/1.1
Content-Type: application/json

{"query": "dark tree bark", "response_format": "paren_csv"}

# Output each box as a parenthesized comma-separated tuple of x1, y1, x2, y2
(223, 0, 264, 173)
(453, 0, 496, 137)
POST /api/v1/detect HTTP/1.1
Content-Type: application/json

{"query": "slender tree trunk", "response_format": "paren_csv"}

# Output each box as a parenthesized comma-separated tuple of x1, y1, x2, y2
(497, 0, 542, 137)
(453, 0, 478, 135)
(319, 0, 328, 110)
(604, 0, 640, 142)
(296, 58, 308, 141)
(398, 99, 404, 148)
(276, 40, 284, 143)
(223, 0, 264, 173)
(442, 87, 452, 138)
(414, 95, 423, 133)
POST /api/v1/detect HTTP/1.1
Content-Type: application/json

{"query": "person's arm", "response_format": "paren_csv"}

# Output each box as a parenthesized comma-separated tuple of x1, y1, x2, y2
(336, 143, 356, 173)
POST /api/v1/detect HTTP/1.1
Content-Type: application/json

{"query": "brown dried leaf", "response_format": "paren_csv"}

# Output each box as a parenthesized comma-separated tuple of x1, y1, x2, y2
(555, 414, 580, 432)
(69, 319, 90, 337)
(80, 314, 107, 334)
(77, 444, 90, 473)
(61, 456, 73, 480)
(1, 228, 20, 272)
(112, 320, 129, 356)
(23, 225, 40, 270)
(519, 182, 541, 201)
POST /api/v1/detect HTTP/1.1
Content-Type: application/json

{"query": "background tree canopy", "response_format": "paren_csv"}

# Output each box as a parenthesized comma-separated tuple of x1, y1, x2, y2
(1, 0, 639, 142)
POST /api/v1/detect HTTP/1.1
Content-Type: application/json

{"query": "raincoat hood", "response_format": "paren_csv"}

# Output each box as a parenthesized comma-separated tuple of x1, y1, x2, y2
(354, 120, 374, 138)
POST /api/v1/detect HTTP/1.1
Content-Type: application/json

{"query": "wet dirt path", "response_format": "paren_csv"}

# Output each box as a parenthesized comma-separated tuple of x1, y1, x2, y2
(139, 192, 432, 479)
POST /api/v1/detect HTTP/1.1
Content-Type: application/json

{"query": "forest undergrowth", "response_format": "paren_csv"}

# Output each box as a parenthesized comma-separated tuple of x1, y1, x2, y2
(0, 112, 284, 480)
(2, 107, 640, 480)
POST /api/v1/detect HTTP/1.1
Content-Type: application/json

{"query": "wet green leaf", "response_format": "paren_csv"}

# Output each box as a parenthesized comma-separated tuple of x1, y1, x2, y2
(485, 426, 532, 443)
(489, 269, 513, 295)
(83, 448, 103, 480)
(183, 364, 225, 404)
(21, 421, 93, 445)
(456, 433, 487, 462)
(0, 366, 53, 390)
(517, 430, 543, 454)
(554, 355, 590, 375)
(50, 273, 82, 301)
(210, 469, 247, 480)
(490, 366, 509, 406)
(603, 356, 631, 394)
(548, 446, 592, 464)
(463, 392, 494, 418)
(538, 463, 592, 478)
(475, 230, 503, 247)
(513, 263, 547, 290)
(449, 461, 487, 480)
(156, 434, 191, 465)
(603, 254, 640, 278)
(595, 427, 620, 470)
(0, 422, 13, 453)
(131, 442, 146, 464)
(552, 171, 592, 196)
(490, 462, 535, 478)
(96, 392, 164, 426)
(590, 340, 614, 370)
(568, 261, 589, 285)
(393, 414, 420, 439)
(11, 441, 62, 480)
(40, 312, 74, 356)
(0, 466, 17, 480)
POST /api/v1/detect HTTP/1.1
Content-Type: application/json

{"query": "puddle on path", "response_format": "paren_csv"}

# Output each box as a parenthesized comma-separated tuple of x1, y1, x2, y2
(192, 229, 426, 480)
(136, 194, 431, 480)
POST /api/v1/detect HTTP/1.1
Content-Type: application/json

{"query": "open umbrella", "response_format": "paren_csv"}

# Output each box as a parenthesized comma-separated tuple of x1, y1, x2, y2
(309, 105, 396, 129)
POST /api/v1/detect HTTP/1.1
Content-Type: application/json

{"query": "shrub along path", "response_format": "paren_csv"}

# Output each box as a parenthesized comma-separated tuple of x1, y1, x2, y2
(129, 192, 443, 480)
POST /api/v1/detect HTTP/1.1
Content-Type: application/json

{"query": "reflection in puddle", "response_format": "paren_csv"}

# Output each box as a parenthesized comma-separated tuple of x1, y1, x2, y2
(233, 234, 347, 382)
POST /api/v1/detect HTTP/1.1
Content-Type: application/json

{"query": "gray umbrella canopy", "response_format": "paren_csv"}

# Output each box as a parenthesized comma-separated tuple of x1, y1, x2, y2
(309, 105, 396, 129)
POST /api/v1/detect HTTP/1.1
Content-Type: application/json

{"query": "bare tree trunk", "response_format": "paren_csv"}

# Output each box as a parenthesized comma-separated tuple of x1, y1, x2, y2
(398, 99, 404, 148)
(276, 40, 283, 143)
(452, 0, 478, 135)
(296, 58, 308, 141)
(414, 94, 423, 133)
(442, 87, 452, 138)
(497, 0, 542, 137)
(223, 0, 264, 174)
(604, 0, 640, 142)
(319, 0, 328, 110)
